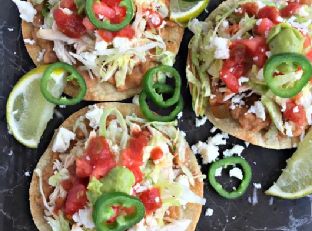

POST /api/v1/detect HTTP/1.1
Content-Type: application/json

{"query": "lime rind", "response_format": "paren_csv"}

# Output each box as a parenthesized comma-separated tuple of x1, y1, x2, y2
(6, 66, 62, 148)
(265, 184, 312, 199)
(170, 0, 210, 23)
(265, 130, 312, 199)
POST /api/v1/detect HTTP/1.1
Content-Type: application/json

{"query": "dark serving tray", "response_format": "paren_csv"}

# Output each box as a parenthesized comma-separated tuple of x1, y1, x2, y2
(1, 0, 312, 230)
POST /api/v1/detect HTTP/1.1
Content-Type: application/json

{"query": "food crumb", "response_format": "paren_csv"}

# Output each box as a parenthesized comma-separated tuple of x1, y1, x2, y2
(205, 208, 214, 217)
(24, 171, 30, 177)
(8, 150, 13, 156)
(195, 116, 207, 127)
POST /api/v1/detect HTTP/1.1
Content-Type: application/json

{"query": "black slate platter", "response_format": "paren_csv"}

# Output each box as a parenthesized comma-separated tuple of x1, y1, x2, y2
(1, 0, 312, 230)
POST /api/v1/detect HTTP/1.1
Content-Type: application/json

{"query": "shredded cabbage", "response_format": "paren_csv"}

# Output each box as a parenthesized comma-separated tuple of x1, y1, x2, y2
(46, 213, 70, 231)
(48, 168, 69, 187)
(99, 108, 128, 150)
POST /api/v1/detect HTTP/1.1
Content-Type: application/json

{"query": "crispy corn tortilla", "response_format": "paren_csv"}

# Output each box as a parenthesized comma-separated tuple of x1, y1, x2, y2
(21, 5, 184, 101)
(187, 0, 299, 149)
(29, 102, 203, 231)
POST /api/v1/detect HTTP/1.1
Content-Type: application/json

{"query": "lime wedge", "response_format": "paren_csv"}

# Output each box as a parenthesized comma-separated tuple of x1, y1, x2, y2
(170, 0, 209, 24)
(6, 66, 65, 148)
(266, 130, 312, 199)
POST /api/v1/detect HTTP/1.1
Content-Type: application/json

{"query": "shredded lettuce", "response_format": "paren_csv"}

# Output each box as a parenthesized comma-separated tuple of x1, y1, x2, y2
(87, 167, 135, 203)
(46, 213, 70, 231)
(48, 168, 69, 187)
(232, 14, 257, 40)
(87, 177, 103, 205)
(74, 0, 86, 14)
(99, 108, 128, 150)
(261, 94, 284, 133)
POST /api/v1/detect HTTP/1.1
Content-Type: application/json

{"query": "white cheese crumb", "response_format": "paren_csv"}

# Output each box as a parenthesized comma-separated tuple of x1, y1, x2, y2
(12, 0, 37, 23)
(253, 183, 262, 189)
(8, 28, 14, 32)
(24, 171, 30, 177)
(132, 95, 140, 106)
(293, 106, 299, 113)
(52, 127, 76, 153)
(223, 145, 245, 157)
(238, 76, 249, 86)
(113, 37, 132, 52)
(229, 167, 243, 180)
(24, 39, 36, 45)
(211, 37, 230, 59)
(245, 142, 250, 147)
(210, 126, 217, 133)
(248, 101, 266, 121)
(95, 40, 108, 51)
(269, 197, 274, 206)
(62, 8, 73, 15)
(195, 116, 207, 127)
(205, 208, 214, 217)
(192, 133, 229, 163)
(284, 122, 293, 137)
(85, 105, 104, 129)
(36, 49, 46, 62)
(72, 208, 95, 229)
(177, 112, 183, 119)
(8, 150, 13, 156)
(215, 167, 222, 177)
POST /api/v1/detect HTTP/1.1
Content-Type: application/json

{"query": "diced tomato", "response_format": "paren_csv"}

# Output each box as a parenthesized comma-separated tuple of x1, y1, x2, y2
(127, 165, 143, 183)
(75, 157, 93, 178)
(220, 71, 240, 93)
(120, 131, 150, 183)
(226, 24, 240, 35)
(304, 35, 311, 48)
(306, 49, 312, 62)
(83, 17, 95, 31)
(257, 6, 280, 24)
(283, 101, 307, 127)
(110, 5, 127, 24)
(105, 0, 121, 8)
(280, 2, 301, 18)
(255, 18, 274, 36)
(53, 9, 86, 38)
(60, 0, 76, 11)
(93, 1, 116, 19)
(64, 184, 87, 216)
(115, 25, 135, 39)
(91, 158, 116, 179)
(139, 188, 162, 215)
(146, 10, 163, 28)
(241, 2, 259, 16)
(150, 147, 163, 161)
(128, 131, 150, 162)
(86, 136, 113, 161)
(76, 136, 116, 179)
(98, 30, 114, 42)
(234, 36, 268, 67)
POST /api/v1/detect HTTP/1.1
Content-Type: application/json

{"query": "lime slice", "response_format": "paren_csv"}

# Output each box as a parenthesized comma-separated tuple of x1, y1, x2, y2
(170, 0, 209, 24)
(6, 66, 65, 148)
(266, 130, 312, 199)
